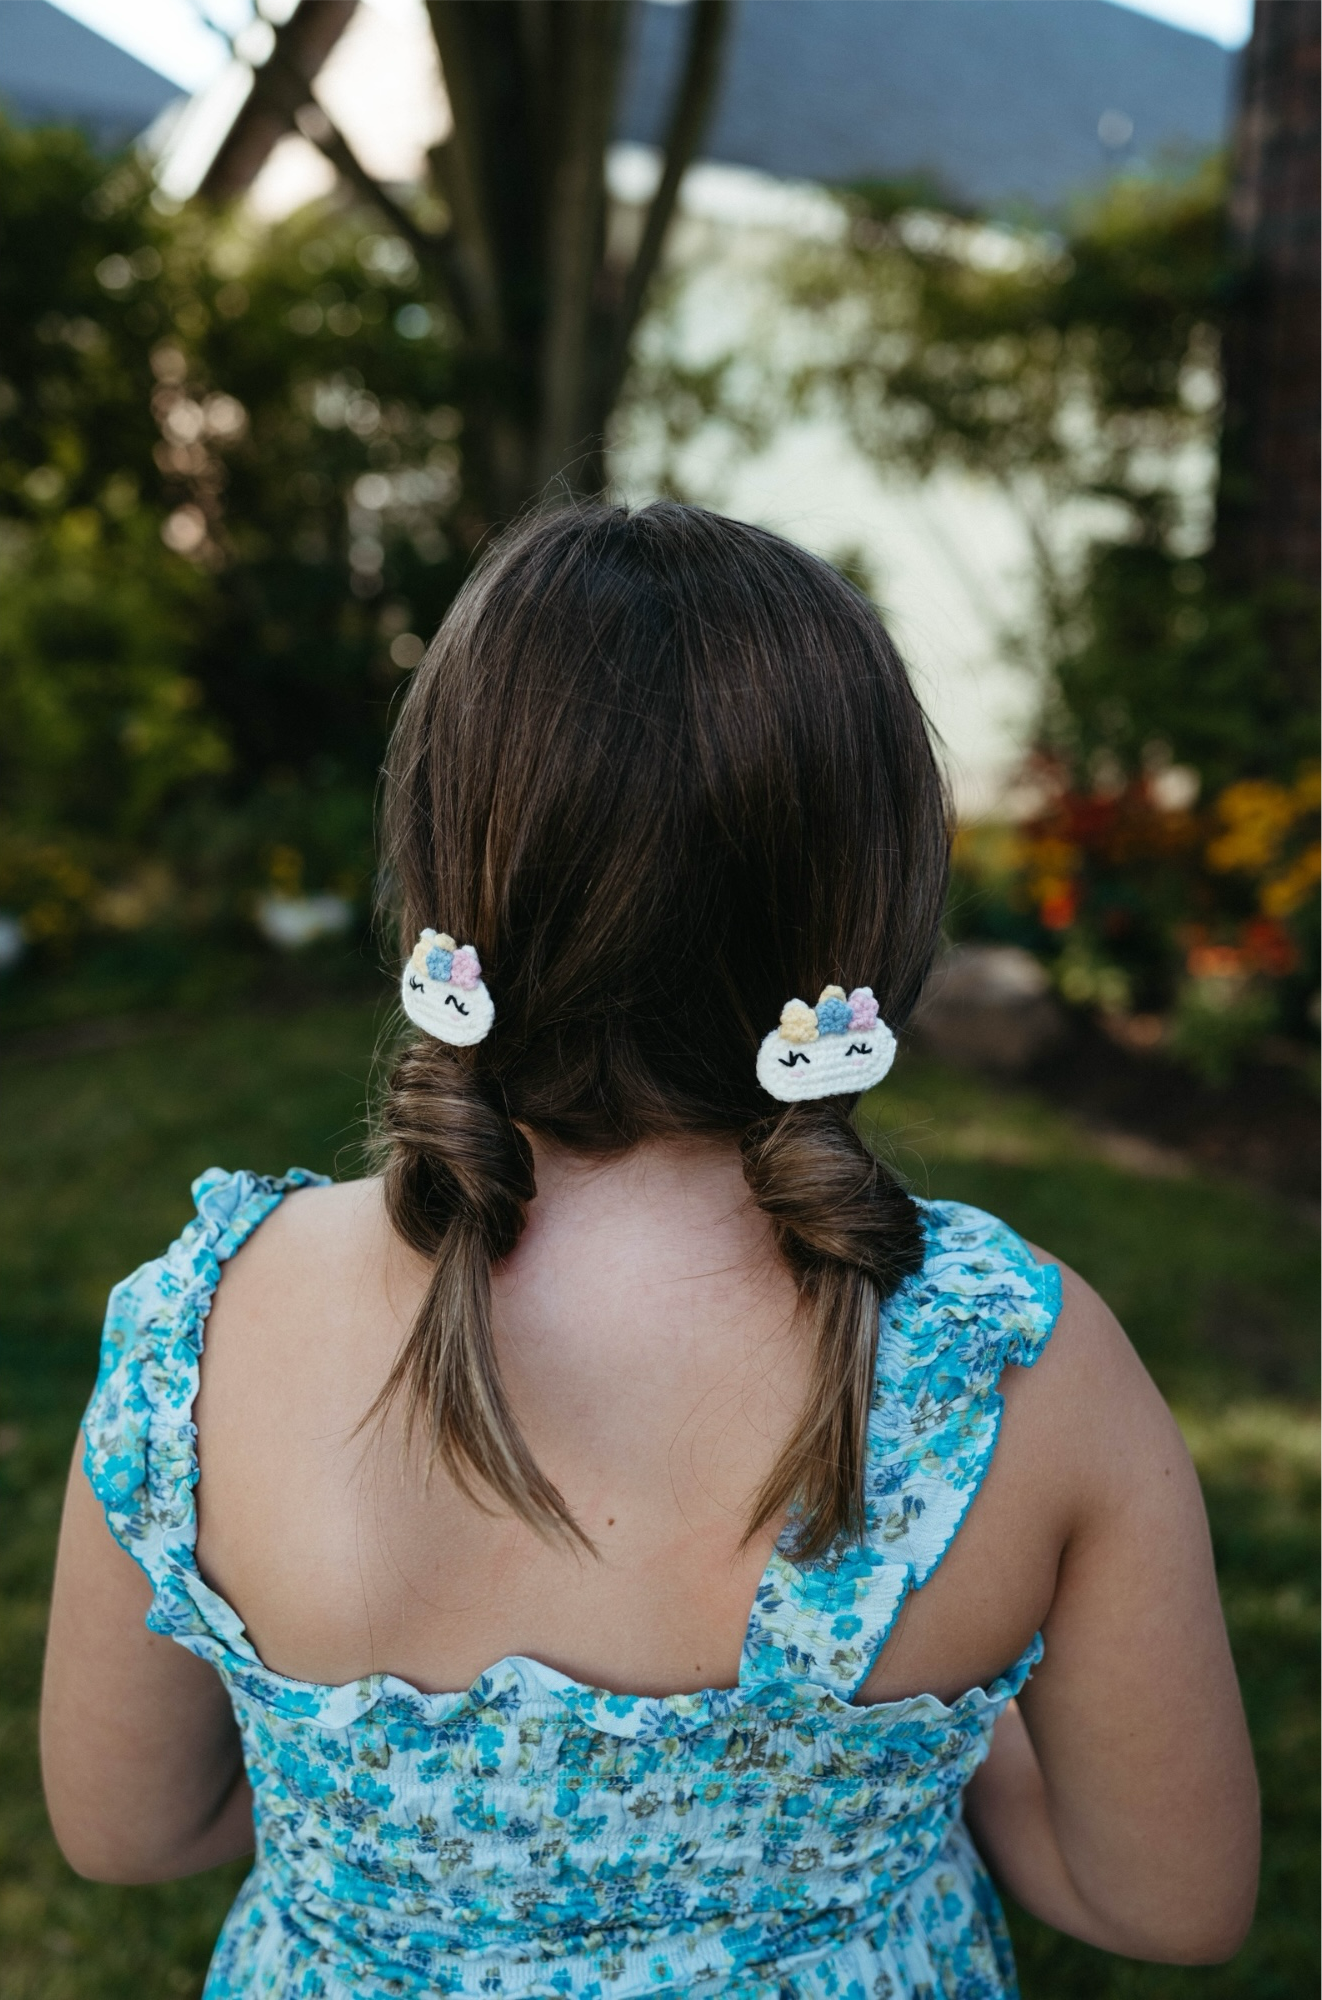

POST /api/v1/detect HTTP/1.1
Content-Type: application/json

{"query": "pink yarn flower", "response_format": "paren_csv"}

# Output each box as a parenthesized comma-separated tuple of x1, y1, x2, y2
(449, 945, 482, 988)
(848, 987, 879, 1030)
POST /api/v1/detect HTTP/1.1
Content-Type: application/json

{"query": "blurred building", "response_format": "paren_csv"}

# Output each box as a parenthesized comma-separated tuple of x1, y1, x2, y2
(0, 0, 179, 146)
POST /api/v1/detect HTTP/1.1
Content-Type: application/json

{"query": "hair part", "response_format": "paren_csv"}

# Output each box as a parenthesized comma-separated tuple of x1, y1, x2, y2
(374, 501, 949, 1562)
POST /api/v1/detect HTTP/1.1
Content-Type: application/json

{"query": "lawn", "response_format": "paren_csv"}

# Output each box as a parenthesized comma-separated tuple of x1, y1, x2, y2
(0, 998, 1316, 1999)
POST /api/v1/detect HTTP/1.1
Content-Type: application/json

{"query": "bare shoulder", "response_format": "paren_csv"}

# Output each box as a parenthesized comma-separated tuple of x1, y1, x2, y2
(218, 1177, 383, 1293)
(998, 1244, 1190, 1524)
(1020, 1246, 1141, 1383)
(197, 1176, 425, 1483)
(252, 1175, 382, 1249)
(205, 1177, 417, 1364)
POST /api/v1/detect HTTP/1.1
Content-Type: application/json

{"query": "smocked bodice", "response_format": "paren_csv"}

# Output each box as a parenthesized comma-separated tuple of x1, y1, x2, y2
(84, 1170, 1059, 1999)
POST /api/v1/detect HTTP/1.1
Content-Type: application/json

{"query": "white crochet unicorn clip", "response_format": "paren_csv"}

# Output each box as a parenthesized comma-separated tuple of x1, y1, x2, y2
(756, 985, 896, 1102)
(401, 930, 495, 1046)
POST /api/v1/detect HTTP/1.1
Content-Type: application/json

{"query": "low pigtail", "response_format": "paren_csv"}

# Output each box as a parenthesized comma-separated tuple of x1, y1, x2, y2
(740, 1103, 926, 1562)
(370, 1038, 591, 1551)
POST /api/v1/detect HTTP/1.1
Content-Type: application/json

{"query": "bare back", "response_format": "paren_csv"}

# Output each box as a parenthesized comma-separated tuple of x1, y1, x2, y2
(194, 1140, 1066, 1707)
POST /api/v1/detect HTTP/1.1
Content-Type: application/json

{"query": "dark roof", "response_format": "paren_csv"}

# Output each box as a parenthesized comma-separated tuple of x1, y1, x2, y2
(0, 0, 180, 147)
(618, 0, 1234, 212)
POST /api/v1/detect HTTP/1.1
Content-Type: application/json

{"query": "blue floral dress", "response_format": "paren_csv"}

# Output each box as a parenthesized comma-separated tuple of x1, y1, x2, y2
(83, 1169, 1061, 1999)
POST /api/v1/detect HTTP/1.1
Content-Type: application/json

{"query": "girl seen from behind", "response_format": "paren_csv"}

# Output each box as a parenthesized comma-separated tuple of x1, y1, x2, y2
(42, 503, 1258, 1997)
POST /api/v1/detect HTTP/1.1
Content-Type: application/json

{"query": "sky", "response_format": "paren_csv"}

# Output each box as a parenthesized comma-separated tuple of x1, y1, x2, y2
(47, 0, 1254, 95)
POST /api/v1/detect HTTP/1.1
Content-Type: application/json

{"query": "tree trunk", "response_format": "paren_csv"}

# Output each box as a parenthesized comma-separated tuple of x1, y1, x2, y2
(1214, 1, 1320, 625)
(200, 0, 729, 542)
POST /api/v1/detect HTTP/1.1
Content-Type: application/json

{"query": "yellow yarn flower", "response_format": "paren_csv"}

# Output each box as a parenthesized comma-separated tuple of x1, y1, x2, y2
(779, 998, 819, 1042)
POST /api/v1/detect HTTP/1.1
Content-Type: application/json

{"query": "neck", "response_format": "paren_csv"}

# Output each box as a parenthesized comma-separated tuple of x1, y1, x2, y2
(497, 1131, 798, 1365)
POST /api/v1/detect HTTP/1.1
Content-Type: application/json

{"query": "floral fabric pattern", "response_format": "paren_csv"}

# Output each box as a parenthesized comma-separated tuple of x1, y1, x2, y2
(83, 1169, 1060, 1999)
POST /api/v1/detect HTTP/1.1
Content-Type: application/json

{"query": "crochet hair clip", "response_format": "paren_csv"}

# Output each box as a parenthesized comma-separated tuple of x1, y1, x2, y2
(400, 935, 893, 1100)
(401, 929, 495, 1045)
(756, 985, 896, 1101)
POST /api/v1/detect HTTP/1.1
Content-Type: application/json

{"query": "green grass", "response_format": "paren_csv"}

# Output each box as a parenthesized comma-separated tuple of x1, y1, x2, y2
(0, 1007, 1316, 1999)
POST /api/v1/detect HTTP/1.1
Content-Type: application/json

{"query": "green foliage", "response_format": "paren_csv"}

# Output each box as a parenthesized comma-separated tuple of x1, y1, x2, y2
(0, 521, 221, 840)
(787, 163, 1226, 489)
(1048, 547, 1318, 795)
(0, 115, 464, 958)
(612, 254, 778, 502)
(1166, 974, 1280, 1087)
(785, 161, 1317, 807)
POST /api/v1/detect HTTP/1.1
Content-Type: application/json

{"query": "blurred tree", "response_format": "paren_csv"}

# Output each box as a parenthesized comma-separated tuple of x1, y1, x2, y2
(1217, 0, 1320, 585)
(0, 113, 468, 952)
(0, 119, 218, 944)
(1213, 0, 1319, 682)
(157, 198, 464, 902)
(198, 0, 730, 533)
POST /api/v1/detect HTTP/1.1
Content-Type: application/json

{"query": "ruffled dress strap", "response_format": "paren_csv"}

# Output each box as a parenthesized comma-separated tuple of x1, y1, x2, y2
(82, 1166, 328, 1666)
(741, 1198, 1062, 1699)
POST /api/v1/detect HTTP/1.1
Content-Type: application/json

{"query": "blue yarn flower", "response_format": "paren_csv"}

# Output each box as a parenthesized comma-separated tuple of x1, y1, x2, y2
(425, 946, 454, 982)
(816, 996, 851, 1035)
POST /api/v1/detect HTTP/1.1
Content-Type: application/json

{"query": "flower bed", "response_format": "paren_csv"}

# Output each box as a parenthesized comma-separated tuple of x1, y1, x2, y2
(952, 762, 1319, 1081)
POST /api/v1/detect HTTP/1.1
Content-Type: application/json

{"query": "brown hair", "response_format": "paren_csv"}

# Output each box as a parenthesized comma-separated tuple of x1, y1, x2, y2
(374, 501, 949, 1560)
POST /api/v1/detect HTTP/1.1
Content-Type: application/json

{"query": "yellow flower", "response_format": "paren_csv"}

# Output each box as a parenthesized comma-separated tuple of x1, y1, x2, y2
(267, 843, 304, 896)
(1294, 765, 1321, 812)
(1026, 838, 1080, 876)
(1260, 843, 1321, 918)
(1206, 780, 1296, 874)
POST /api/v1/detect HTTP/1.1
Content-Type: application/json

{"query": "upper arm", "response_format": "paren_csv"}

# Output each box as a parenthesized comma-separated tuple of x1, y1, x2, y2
(1007, 1258, 1259, 1958)
(41, 1445, 252, 1883)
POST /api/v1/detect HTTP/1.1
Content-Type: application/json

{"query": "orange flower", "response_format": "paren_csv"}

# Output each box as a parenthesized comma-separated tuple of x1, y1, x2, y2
(1038, 883, 1079, 931)
(1187, 942, 1244, 980)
